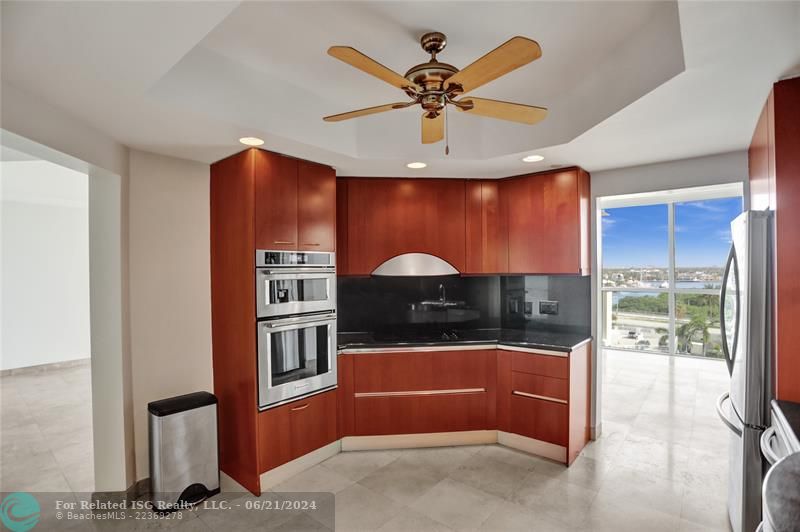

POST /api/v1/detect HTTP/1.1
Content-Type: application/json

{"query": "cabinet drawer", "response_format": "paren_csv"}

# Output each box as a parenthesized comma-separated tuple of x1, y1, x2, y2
(354, 391, 488, 435)
(510, 393, 568, 446)
(289, 390, 338, 459)
(511, 371, 568, 403)
(257, 390, 337, 473)
(352, 350, 491, 393)
(511, 352, 568, 379)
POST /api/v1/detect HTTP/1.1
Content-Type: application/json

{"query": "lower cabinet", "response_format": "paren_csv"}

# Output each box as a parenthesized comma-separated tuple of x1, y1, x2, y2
(354, 392, 488, 435)
(510, 393, 568, 446)
(506, 343, 591, 465)
(342, 349, 496, 436)
(257, 389, 337, 474)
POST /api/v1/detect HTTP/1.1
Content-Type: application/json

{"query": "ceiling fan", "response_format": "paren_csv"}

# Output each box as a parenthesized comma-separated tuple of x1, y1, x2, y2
(323, 32, 547, 145)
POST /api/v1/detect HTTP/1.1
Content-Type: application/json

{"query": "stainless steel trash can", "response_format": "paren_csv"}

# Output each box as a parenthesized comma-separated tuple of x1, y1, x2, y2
(148, 391, 220, 510)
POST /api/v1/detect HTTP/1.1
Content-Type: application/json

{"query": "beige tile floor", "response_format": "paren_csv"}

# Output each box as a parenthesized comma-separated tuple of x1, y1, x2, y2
(0, 350, 732, 531)
(0, 360, 94, 494)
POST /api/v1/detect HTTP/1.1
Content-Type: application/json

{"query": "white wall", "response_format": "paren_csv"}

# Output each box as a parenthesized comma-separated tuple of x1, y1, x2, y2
(0, 160, 90, 369)
(589, 150, 749, 434)
(128, 149, 212, 481)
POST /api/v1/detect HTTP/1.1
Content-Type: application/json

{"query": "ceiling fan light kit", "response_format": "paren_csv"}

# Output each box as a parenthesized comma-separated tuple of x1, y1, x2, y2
(324, 32, 548, 147)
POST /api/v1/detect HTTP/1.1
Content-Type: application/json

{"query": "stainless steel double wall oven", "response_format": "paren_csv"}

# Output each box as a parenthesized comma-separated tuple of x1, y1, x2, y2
(255, 250, 337, 409)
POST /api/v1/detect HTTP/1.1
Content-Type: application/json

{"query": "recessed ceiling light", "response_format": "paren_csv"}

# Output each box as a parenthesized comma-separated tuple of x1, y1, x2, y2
(522, 154, 544, 163)
(239, 137, 264, 147)
(406, 162, 427, 169)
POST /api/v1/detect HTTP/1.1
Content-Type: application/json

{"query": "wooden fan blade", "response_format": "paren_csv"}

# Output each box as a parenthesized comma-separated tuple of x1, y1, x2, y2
(458, 97, 548, 125)
(445, 37, 541, 94)
(421, 112, 444, 144)
(328, 46, 418, 91)
(323, 102, 411, 122)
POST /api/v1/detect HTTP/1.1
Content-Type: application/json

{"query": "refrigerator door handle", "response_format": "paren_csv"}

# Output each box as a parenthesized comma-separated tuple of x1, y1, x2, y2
(719, 245, 740, 377)
(717, 391, 742, 436)
(760, 427, 781, 465)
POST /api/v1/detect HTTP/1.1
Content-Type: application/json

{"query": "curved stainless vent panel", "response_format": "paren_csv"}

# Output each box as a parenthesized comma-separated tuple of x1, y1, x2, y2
(371, 253, 459, 277)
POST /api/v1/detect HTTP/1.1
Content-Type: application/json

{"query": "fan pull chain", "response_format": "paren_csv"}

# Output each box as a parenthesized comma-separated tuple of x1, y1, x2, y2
(445, 105, 450, 156)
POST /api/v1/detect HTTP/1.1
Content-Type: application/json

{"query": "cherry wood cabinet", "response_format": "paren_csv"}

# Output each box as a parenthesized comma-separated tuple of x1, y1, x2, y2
(339, 178, 466, 275)
(255, 150, 298, 250)
(337, 169, 589, 276)
(505, 343, 591, 464)
(257, 390, 337, 474)
(298, 160, 336, 251)
(211, 148, 336, 495)
(749, 77, 800, 402)
(504, 168, 590, 275)
(510, 394, 569, 446)
(254, 150, 335, 252)
(465, 180, 509, 274)
(341, 349, 496, 436)
(337, 344, 590, 464)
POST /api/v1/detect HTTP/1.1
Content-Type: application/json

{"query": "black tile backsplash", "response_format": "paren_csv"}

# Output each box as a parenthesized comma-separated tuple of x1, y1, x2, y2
(337, 275, 590, 335)
(501, 276, 591, 334)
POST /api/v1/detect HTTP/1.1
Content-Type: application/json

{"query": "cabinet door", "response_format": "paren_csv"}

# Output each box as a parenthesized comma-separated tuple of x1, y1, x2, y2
(289, 390, 337, 459)
(257, 403, 292, 474)
(298, 161, 336, 252)
(255, 150, 298, 250)
(466, 180, 508, 274)
(506, 170, 581, 274)
(510, 394, 568, 446)
(346, 179, 466, 274)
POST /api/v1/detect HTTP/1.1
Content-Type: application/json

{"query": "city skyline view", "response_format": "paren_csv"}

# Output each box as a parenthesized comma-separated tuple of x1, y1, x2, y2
(602, 197, 743, 268)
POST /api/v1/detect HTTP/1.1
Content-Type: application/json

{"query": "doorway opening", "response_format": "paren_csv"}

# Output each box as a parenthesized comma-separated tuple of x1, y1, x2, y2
(0, 143, 93, 492)
(587, 183, 743, 529)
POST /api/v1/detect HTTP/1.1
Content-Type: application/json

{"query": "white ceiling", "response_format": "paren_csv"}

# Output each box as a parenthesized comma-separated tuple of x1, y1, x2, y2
(2, 1, 799, 178)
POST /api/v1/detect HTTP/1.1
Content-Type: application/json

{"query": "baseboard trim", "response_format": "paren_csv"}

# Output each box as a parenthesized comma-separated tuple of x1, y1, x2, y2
(497, 431, 566, 462)
(0, 357, 90, 377)
(341, 430, 497, 451)
(259, 440, 341, 490)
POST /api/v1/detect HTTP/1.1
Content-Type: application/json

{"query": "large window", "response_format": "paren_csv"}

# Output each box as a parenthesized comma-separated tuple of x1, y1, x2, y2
(600, 186, 743, 358)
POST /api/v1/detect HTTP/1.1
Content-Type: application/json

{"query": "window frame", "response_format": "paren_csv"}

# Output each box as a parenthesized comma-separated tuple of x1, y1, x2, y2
(597, 183, 743, 358)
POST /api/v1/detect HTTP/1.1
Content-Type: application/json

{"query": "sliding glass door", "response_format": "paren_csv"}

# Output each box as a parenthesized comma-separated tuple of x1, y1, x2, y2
(600, 191, 742, 358)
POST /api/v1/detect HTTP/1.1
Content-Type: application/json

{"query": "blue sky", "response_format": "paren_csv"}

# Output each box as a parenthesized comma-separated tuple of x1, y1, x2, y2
(602, 197, 743, 268)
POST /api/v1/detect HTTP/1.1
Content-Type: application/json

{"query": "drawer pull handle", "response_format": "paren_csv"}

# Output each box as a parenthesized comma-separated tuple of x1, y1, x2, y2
(513, 390, 567, 404)
(291, 403, 310, 411)
(354, 388, 485, 398)
(303, 243, 321, 246)
(273, 240, 294, 245)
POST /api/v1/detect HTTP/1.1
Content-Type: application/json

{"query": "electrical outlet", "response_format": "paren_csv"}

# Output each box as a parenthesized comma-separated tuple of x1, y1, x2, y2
(539, 300, 559, 315)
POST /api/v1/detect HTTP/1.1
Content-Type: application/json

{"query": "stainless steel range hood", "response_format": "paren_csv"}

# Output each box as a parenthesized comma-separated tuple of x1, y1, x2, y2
(371, 253, 459, 277)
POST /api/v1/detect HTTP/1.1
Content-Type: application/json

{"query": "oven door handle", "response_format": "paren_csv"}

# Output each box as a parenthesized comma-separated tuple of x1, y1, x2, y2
(261, 314, 337, 328)
(258, 269, 335, 276)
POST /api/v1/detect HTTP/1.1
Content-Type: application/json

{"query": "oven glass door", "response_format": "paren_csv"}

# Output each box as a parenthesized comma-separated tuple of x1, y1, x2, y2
(256, 271, 336, 318)
(257, 315, 337, 408)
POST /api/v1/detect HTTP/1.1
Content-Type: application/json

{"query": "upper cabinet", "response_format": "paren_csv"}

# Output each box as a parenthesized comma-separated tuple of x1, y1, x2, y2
(465, 180, 508, 274)
(298, 160, 336, 251)
(255, 150, 298, 250)
(342, 178, 466, 275)
(504, 168, 590, 275)
(254, 150, 335, 252)
(336, 168, 590, 276)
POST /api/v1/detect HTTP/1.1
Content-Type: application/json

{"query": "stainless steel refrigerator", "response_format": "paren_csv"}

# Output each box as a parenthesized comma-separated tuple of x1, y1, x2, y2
(716, 210, 773, 532)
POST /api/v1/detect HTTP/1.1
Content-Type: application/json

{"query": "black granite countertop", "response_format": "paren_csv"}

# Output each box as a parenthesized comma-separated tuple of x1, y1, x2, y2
(763, 452, 800, 531)
(337, 328, 592, 353)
